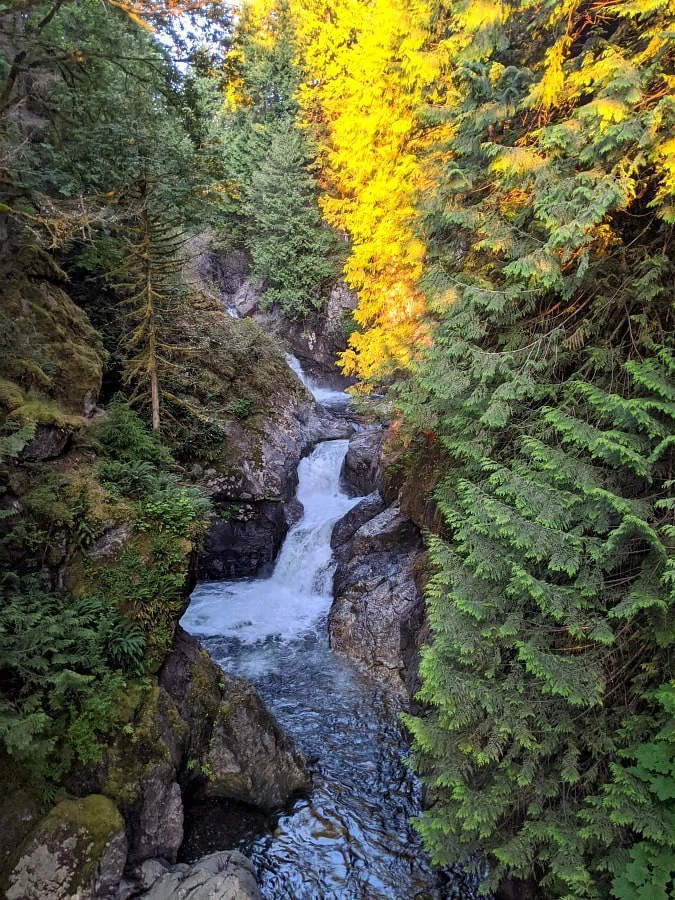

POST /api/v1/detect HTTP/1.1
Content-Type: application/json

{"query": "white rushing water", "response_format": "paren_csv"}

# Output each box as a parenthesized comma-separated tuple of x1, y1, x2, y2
(182, 440, 360, 652)
(286, 354, 350, 409)
(181, 435, 482, 898)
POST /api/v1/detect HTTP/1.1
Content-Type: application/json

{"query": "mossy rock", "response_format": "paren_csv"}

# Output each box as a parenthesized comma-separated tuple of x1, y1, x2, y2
(0, 270, 105, 420)
(102, 683, 185, 806)
(4, 795, 126, 900)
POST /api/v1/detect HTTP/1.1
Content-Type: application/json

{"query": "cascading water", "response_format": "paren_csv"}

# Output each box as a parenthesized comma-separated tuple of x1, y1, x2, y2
(181, 403, 482, 897)
(183, 441, 357, 647)
(286, 354, 350, 409)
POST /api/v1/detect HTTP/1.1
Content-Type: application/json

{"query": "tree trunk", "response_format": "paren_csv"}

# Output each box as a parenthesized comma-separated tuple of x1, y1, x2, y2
(150, 362, 160, 431)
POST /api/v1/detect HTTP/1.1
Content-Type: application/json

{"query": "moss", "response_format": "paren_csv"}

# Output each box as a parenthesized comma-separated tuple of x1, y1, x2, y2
(0, 272, 106, 416)
(164, 302, 300, 467)
(42, 795, 123, 872)
(103, 687, 164, 804)
(102, 681, 180, 806)
(10, 399, 83, 429)
(0, 379, 25, 412)
(4, 795, 124, 900)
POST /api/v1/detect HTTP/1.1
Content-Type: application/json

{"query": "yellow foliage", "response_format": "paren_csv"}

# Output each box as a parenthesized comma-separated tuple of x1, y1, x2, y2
(286, 0, 439, 380)
(651, 136, 675, 221)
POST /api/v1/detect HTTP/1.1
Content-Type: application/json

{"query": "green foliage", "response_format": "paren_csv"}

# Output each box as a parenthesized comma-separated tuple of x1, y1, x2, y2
(213, 0, 343, 312)
(92, 400, 173, 468)
(249, 122, 342, 317)
(400, 0, 675, 896)
(584, 683, 675, 900)
(138, 475, 211, 536)
(89, 399, 209, 657)
(0, 573, 143, 792)
(0, 424, 36, 464)
(226, 398, 252, 420)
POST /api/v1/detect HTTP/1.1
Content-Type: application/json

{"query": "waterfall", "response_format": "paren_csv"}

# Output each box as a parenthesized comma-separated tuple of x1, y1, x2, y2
(180, 422, 481, 898)
(183, 440, 359, 649)
(286, 354, 350, 409)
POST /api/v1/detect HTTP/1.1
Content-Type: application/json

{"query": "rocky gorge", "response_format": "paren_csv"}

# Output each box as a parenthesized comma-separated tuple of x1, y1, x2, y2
(0, 246, 445, 900)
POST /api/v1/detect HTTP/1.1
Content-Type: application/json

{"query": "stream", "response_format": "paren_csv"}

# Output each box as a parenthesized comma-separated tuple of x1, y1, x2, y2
(180, 369, 483, 899)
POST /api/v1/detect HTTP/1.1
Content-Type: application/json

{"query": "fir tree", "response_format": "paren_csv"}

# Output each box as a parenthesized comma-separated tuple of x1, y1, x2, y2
(399, 0, 675, 895)
(248, 122, 340, 317)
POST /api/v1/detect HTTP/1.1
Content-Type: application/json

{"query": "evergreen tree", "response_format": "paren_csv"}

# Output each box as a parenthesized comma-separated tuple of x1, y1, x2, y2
(399, 0, 675, 896)
(115, 179, 190, 430)
(248, 122, 341, 317)
(213, 0, 343, 314)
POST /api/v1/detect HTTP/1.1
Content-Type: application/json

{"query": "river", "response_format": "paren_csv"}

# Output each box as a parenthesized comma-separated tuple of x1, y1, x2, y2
(180, 376, 483, 899)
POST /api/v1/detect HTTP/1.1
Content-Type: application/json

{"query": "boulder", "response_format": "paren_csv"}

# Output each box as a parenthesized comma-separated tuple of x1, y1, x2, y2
(329, 503, 424, 694)
(5, 795, 127, 900)
(200, 501, 287, 579)
(137, 850, 260, 900)
(340, 428, 384, 497)
(330, 491, 386, 551)
(21, 425, 72, 461)
(199, 674, 311, 808)
(160, 629, 311, 810)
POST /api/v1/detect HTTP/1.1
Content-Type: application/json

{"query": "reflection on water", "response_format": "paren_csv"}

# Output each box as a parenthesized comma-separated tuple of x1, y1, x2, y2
(181, 441, 484, 899)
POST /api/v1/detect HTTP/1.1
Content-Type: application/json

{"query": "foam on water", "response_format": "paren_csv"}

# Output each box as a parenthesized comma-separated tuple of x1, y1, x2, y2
(182, 440, 359, 652)
(286, 354, 350, 409)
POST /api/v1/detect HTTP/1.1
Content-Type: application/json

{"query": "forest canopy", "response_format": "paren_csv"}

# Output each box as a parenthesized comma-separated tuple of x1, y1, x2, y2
(1, 0, 674, 897)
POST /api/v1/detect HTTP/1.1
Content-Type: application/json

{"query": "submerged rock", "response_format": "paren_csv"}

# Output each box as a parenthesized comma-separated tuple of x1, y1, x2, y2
(5, 795, 127, 900)
(330, 502, 424, 694)
(135, 850, 260, 900)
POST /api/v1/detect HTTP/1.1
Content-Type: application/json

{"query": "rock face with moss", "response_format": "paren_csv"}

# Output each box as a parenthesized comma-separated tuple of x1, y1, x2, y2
(0, 263, 106, 427)
(203, 247, 357, 386)
(160, 628, 311, 808)
(4, 795, 126, 900)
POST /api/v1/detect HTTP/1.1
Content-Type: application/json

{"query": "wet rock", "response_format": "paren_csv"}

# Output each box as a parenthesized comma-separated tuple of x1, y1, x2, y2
(137, 850, 260, 900)
(330, 491, 386, 550)
(340, 428, 384, 497)
(160, 629, 311, 810)
(198, 402, 351, 579)
(5, 795, 127, 900)
(199, 675, 311, 808)
(284, 496, 304, 528)
(200, 501, 287, 579)
(279, 280, 358, 382)
(330, 503, 423, 693)
(348, 502, 420, 557)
